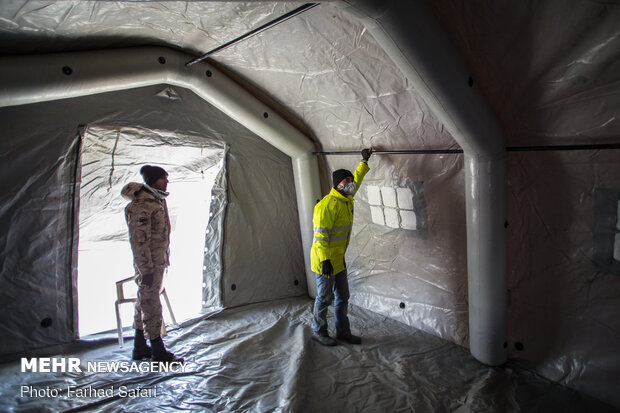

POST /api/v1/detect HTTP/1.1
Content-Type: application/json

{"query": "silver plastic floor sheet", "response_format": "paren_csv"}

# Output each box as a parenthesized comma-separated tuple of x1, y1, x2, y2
(0, 297, 615, 412)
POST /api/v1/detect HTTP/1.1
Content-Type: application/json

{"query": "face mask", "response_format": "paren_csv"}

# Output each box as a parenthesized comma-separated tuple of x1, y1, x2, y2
(340, 181, 358, 196)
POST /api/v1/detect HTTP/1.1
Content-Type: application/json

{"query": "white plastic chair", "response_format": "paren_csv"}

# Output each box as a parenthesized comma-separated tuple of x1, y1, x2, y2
(114, 276, 177, 347)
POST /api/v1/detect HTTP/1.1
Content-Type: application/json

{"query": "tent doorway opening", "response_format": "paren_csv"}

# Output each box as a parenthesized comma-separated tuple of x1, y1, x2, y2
(76, 125, 227, 337)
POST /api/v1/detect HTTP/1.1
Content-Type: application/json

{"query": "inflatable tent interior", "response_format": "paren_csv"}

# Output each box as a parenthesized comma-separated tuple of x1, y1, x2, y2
(1, 0, 619, 411)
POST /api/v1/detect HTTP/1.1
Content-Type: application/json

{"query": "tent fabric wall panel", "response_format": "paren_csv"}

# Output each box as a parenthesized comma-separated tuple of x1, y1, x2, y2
(346, 153, 469, 346)
(427, 0, 620, 146)
(0, 1, 298, 58)
(0, 129, 79, 356)
(204, 161, 229, 310)
(506, 150, 620, 406)
(221, 137, 307, 307)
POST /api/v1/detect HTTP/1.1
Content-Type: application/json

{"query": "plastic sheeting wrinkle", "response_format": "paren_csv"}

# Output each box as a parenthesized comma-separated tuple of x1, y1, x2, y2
(108, 130, 120, 191)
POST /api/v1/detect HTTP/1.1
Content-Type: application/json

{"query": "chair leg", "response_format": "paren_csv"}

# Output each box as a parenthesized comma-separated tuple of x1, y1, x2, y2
(161, 288, 177, 325)
(115, 301, 123, 348)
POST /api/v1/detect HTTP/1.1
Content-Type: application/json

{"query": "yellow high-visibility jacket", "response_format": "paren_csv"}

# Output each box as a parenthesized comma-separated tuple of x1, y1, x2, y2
(311, 161, 370, 275)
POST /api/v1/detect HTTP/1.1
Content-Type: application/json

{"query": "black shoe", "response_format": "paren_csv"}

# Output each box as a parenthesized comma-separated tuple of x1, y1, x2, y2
(337, 333, 362, 345)
(132, 346, 152, 360)
(312, 334, 337, 346)
(150, 336, 184, 363)
(153, 350, 184, 363)
(132, 329, 152, 360)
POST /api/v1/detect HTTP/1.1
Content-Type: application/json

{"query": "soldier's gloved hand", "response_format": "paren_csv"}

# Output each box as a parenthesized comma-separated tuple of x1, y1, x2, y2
(142, 273, 154, 288)
(321, 260, 334, 277)
(361, 148, 372, 162)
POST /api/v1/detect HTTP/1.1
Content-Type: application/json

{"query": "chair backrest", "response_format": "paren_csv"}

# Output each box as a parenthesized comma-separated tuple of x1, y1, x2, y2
(116, 276, 137, 303)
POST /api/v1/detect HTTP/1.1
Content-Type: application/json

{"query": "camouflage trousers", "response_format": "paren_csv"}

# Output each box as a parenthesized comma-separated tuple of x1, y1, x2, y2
(133, 267, 166, 340)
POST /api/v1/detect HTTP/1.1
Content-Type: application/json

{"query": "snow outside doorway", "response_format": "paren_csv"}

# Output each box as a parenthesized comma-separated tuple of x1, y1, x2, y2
(77, 126, 226, 337)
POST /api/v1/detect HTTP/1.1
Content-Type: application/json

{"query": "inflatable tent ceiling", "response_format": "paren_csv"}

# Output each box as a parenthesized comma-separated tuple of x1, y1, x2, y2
(0, 0, 619, 410)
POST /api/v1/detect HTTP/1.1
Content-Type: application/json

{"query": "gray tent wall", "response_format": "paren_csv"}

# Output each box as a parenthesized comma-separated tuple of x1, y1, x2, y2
(0, 57, 309, 356)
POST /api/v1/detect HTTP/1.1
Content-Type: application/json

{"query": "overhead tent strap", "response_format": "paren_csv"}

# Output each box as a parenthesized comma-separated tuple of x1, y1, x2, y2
(185, 3, 319, 66)
(316, 143, 620, 155)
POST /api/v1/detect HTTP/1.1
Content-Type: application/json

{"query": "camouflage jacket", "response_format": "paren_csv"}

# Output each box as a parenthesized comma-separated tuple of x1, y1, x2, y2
(121, 182, 171, 276)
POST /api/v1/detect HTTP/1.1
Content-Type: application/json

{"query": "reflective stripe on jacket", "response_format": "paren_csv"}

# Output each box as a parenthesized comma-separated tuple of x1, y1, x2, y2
(311, 161, 369, 274)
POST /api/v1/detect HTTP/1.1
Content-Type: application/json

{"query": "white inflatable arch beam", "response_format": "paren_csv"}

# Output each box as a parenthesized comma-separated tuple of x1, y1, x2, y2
(340, 0, 508, 366)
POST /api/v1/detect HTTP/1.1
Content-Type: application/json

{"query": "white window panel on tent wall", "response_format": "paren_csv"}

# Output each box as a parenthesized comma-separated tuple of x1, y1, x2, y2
(370, 205, 385, 226)
(593, 188, 620, 274)
(77, 125, 226, 337)
(396, 187, 414, 209)
(366, 184, 418, 231)
(380, 187, 398, 208)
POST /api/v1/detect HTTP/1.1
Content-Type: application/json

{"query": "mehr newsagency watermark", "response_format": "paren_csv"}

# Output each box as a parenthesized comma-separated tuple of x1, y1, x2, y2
(19, 357, 188, 399)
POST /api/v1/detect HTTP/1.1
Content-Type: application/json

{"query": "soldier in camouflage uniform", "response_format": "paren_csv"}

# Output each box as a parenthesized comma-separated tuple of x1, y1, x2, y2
(121, 165, 182, 362)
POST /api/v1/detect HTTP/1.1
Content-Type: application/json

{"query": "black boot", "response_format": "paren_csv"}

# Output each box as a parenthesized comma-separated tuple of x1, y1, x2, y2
(150, 336, 184, 363)
(336, 332, 362, 345)
(132, 329, 152, 360)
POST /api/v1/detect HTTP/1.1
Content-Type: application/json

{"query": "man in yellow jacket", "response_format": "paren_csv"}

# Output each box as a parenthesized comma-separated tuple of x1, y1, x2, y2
(311, 148, 372, 346)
